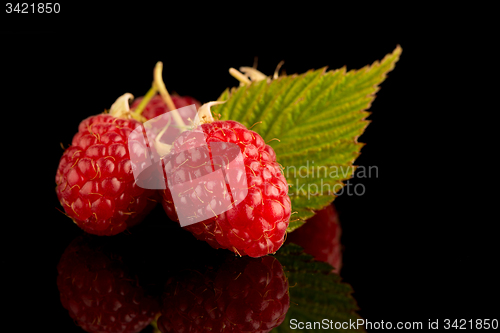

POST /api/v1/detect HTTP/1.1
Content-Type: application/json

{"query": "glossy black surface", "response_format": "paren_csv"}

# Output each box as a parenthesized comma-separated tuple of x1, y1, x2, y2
(3, 6, 499, 331)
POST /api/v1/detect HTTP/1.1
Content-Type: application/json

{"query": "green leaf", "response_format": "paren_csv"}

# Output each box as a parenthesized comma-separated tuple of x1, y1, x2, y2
(214, 46, 401, 231)
(272, 244, 365, 333)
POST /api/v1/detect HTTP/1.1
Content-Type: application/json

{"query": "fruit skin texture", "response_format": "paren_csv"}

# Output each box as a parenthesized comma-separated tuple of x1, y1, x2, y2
(56, 236, 159, 333)
(130, 94, 201, 121)
(160, 120, 291, 258)
(286, 204, 342, 273)
(55, 114, 157, 236)
(157, 255, 290, 333)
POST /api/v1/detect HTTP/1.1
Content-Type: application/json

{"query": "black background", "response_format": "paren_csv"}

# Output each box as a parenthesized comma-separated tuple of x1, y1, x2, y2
(2, 3, 498, 332)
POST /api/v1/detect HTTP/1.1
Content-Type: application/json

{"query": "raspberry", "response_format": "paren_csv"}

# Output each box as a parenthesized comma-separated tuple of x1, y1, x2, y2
(160, 120, 291, 257)
(286, 204, 342, 273)
(130, 94, 201, 121)
(156, 255, 289, 333)
(56, 235, 159, 333)
(55, 108, 157, 236)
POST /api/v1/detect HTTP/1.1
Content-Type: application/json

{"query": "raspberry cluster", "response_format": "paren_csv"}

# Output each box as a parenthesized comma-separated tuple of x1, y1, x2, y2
(53, 62, 301, 332)
(55, 62, 292, 258)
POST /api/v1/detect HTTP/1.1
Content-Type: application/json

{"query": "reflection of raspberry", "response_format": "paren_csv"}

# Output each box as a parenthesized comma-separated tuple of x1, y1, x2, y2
(55, 114, 157, 236)
(157, 255, 289, 333)
(130, 94, 201, 121)
(56, 236, 159, 333)
(286, 204, 342, 273)
(160, 120, 291, 258)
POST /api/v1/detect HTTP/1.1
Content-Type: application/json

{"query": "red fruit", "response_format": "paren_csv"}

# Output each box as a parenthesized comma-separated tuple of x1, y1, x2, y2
(286, 203, 342, 273)
(130, 94, 201, 121)
(160, 120, 291, 257)
(57, 236, 159, 333)
(157, 255, 289, 333)
(55, 113, 158, 235)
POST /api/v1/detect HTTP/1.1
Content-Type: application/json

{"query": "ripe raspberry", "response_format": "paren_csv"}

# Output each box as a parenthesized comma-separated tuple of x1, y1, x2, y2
(286, 204, 342, 273)
(156, 255, 289, 333)
(57, 236, 159, 333)
(130, 94, 201, 121)
(160, 120, 291, 257)
(55, 109, 157, 236)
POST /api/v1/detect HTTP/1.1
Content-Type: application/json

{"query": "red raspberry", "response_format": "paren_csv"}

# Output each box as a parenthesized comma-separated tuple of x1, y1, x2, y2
(56, 236, 159, 333)
(286, 204, 342, 273)
(157, 255, 289, 333)
(160, 120, 291, 257)
(130, 94, 201, 121)
(55, 113, 157, 236)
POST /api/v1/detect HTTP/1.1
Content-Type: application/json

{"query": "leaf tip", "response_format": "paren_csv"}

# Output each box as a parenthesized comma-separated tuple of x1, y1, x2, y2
(394, 44, 403, 56)
(386, 44, 403, 67)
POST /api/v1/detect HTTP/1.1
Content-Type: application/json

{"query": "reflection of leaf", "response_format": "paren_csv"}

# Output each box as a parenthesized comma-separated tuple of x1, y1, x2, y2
(214, 47, 401, 232)
(272, 244, 365, 333)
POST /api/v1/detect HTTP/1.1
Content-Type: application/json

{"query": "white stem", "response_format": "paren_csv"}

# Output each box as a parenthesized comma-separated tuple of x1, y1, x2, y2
(239, 67, 268, 82)
(273, 60, 285, 80)
(109, 93, 134, 118)
(194, 101, 226, 126)
(229, 68, 251, 85)
(154, 117, 173, 156)
(154, 62, 188, 131)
